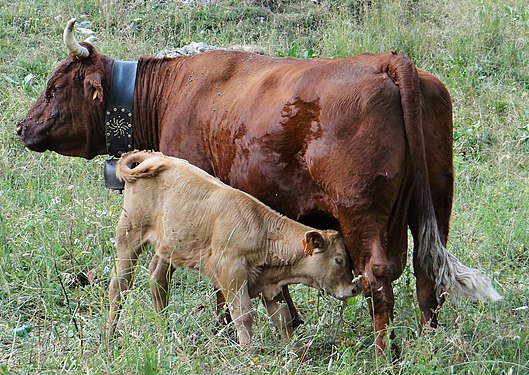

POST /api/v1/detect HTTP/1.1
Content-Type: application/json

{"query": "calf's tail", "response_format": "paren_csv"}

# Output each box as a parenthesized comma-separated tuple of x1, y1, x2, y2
(392, 52, 502, 302)
(116, 150, 168, 183)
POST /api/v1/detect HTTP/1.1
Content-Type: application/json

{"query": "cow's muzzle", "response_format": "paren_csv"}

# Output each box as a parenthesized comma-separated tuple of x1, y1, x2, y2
(15, 119, 46, 152)
(335, 274, 364, 300)
(15, 120, 25, 137)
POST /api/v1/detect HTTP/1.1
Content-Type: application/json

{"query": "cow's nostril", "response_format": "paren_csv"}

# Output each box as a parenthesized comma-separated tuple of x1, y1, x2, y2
(16, 122, 24, 136)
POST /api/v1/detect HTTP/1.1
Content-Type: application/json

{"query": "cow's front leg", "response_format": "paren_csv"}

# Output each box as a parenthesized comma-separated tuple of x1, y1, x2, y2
(262, 291, 294, 342)
(148, 255, 176, 313)
(362, 274, 396, 354)
(359, 238, 398, 355)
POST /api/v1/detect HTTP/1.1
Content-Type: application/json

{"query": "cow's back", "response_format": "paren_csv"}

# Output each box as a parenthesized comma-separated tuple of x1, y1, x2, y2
(148, 51, 410, 223)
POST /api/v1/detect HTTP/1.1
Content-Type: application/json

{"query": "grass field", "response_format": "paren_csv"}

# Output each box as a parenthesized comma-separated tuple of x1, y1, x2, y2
(1, 0, 528, 373)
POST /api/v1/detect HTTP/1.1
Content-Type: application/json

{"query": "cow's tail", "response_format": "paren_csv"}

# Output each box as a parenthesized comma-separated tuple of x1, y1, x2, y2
(116, 150, 168, 183)
(393, 53, 502, 302)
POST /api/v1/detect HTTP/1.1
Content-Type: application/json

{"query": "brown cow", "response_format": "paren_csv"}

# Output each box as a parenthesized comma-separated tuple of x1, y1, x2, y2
(108, 150, 359, 346)
(17, 19, 501, 352)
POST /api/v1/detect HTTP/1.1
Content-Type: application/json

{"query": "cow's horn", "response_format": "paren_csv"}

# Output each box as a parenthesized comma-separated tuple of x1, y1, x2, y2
(84, 36, 97, 44)
(64, 18, 89, 59)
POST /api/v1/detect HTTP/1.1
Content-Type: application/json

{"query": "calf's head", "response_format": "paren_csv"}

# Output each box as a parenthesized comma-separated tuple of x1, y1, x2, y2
(303, 230, 359, 300)
(16, 19, 110, 159)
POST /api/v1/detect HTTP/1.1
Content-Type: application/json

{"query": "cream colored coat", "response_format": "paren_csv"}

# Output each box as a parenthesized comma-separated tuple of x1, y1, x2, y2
(108, 151, 358, 346)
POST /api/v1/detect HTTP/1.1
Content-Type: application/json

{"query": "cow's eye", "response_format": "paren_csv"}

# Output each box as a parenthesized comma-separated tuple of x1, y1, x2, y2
(51, 87, 62, 96)
(46, 87, 62, 99)
(334, 257, 344, 266)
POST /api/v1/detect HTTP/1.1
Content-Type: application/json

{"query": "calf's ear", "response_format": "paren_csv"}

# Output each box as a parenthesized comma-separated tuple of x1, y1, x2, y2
(84, 73, 103, 104)
(304, 231, 326, 254)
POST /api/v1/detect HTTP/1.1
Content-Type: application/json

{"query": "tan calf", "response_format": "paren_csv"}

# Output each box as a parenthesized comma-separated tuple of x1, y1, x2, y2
(108, 151, 358, 346)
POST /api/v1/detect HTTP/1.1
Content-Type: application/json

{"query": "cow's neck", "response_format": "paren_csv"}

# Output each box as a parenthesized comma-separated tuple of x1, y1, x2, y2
(132, 58, 174, 152)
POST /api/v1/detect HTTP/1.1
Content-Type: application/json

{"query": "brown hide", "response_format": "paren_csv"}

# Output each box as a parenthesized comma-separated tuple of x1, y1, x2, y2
(19, 35, 482, 352)
(108, 151, 357, 346)
(17, 44, 110, 158)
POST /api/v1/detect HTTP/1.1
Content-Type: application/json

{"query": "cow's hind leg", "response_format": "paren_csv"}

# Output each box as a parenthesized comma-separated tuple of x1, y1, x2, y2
(365, 280, 396, 354)
(416, 79, 454, 331)
(410, 172, 452, 331)
(148, 255, 175, 313)
(413, 253, 441, 330)
(107, 223, 144, 339)
(410, 216, 448, 330)
(357, 236, 398, 355)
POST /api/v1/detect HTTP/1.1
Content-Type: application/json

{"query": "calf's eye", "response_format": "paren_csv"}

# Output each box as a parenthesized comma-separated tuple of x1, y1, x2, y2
(334, 257, 343, 266)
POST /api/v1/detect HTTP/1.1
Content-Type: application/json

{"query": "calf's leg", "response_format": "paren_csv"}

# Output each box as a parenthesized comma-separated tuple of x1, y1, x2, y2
(107, 223, 143, 338)
(149, 256, 231, 327)
(220, 266, 253, 346)
(148, 255, 175, 313)
(215, 289, 232, 326)
(262, 292, 294, 342)
(226, 286, 253, 346)
(215, 285, 301, 330)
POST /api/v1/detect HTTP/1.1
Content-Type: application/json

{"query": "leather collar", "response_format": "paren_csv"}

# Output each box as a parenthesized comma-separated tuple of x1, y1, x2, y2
(104, 60, 137, 191)
(105, 60, 137, 157)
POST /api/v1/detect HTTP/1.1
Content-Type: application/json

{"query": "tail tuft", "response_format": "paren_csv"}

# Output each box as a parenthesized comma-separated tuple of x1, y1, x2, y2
(436, 249, 502, 302)
(417, 216, 502, 303)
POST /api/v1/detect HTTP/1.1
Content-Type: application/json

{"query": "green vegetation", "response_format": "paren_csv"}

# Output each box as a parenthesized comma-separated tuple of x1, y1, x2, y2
(1, 0, 528, 373)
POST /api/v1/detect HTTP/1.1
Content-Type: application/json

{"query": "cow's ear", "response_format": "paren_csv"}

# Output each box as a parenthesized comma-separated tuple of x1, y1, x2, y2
(84, 73, 103, 104)
(304, 231, 326, 255)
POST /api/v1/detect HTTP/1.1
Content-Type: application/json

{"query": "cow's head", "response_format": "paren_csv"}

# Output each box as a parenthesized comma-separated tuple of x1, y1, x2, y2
(16, 19, 111, 159)
(303, 230, 360, 300)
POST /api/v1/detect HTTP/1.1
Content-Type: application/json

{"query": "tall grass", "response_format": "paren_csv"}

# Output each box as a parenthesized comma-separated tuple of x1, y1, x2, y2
(1, 0, 528, 373)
